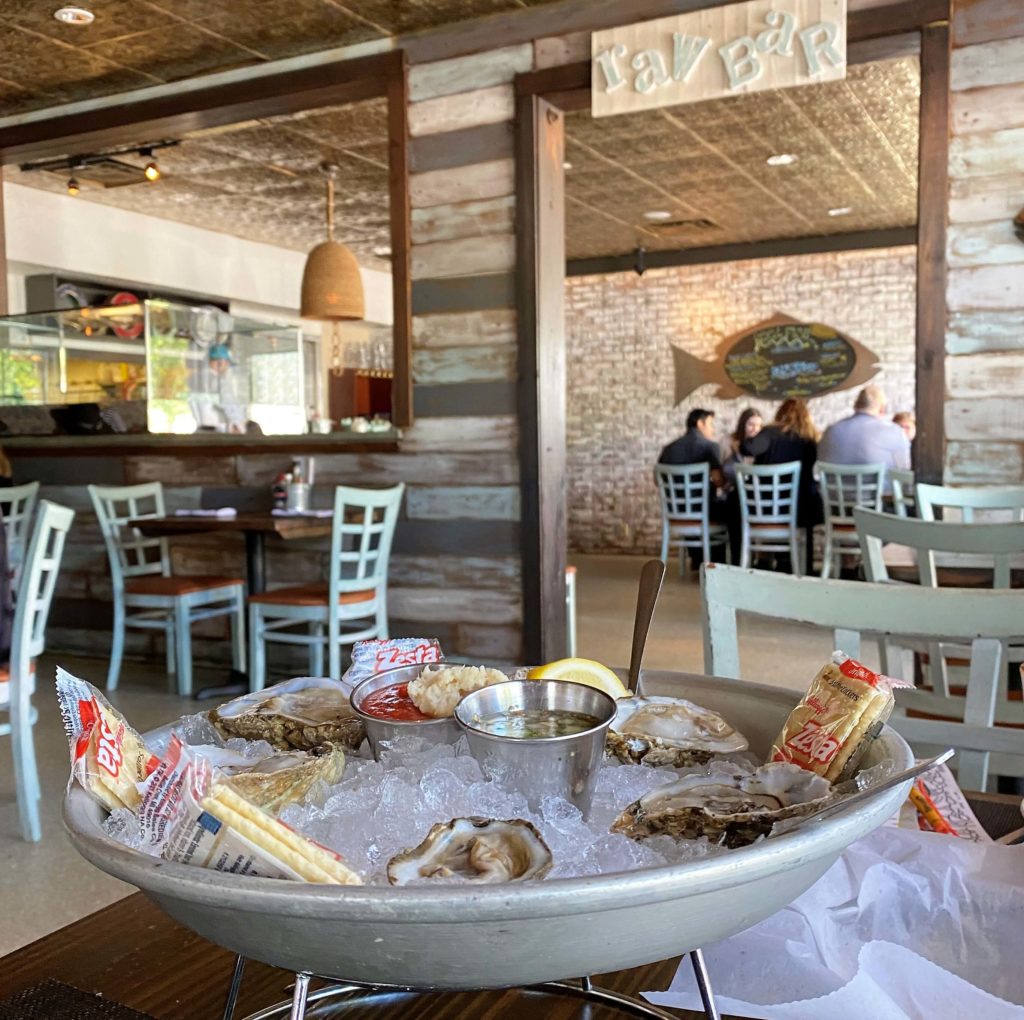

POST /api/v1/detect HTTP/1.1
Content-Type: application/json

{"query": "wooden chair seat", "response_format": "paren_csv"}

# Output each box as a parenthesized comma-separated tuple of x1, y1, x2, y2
(125, 575, 243, 597)
(249, 583, 376, 607)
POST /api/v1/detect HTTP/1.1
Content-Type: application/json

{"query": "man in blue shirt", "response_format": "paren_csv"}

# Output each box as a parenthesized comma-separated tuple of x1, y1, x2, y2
(658, 409, 738, 564)
(819, 385, 911, 485)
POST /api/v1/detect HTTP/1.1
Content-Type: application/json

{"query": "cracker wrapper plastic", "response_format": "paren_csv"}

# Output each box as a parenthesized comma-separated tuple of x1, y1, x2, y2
(56, 668, 160, 812)
(341, 637, 443, 688)
(770, 653, 901, 783)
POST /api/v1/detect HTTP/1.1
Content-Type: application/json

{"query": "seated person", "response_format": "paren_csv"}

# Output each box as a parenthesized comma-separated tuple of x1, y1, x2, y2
(893, 411, 916, 444)
(658, 408, 739, 564)
(742, 398, 823, 572)
(819, 386, 911, 491)
(720, 407, 762, 487)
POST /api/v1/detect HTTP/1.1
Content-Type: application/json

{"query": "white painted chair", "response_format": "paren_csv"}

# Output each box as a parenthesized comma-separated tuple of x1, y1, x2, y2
(2, 500, 75, 841)
(856, 505, 1024, 692)
(916, 483, 1024, 522)
(890, 468, 915, 518)
(248, 484, 404, 687)
(0, 481, 40, 590)
(701, 563, 1024, 791)
(735, 462, 803, 575)
(88, 483, 245, 695)
(654, 464, 728, 574)
(816, 461, 884, 579)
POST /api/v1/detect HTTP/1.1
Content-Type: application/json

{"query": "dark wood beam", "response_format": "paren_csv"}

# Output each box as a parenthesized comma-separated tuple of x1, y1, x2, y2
(567, 227, 918, 276)
(0, 168, 7, 316)
(847, 0, 950, 40)
(516, 94, 568, 664)
(914, 21, 950, 485)
(387, 52, 413, 429)
(0, 50, 399, 165)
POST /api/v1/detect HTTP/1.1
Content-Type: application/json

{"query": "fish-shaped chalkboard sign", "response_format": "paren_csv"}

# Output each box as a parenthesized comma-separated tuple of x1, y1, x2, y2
(672, 313, 880, 403)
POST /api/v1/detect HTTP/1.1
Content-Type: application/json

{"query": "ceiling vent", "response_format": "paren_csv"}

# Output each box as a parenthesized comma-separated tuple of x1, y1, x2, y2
(46, 158, 149, 189)
(647, 217, 718, 233)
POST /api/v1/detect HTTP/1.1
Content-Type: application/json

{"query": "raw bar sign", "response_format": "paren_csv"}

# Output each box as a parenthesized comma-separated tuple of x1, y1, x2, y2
(592, 0, 846, 118)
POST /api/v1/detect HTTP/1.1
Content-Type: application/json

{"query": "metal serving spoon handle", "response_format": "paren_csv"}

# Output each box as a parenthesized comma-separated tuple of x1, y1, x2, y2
(628, 559, 666, 696)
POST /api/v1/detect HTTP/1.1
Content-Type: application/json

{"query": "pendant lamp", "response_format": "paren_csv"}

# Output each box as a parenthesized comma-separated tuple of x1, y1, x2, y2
(300, 163, 365, 321)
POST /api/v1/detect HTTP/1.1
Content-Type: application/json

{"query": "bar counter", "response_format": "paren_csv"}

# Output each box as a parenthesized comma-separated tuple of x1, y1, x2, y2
(2, 429, 400, 457)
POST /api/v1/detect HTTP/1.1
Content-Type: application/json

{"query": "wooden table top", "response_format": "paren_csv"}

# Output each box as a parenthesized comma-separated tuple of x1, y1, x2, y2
(131, 513, 334, 541)
(0, 894, 715, 1020)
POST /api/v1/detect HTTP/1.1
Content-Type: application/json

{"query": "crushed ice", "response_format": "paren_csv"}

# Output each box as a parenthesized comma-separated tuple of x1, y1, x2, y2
(275, 735, 724, 883)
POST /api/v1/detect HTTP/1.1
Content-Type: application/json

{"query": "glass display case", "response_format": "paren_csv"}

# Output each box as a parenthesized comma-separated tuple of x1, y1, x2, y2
(0, 300, 307, 435)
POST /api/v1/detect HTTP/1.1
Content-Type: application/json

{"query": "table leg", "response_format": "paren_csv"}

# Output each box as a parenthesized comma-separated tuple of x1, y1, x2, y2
(689, 949, 720, 1020)
(246, 531, 267, 596)
(194, 531, 266, 701)
(222, 954, 246, 1020)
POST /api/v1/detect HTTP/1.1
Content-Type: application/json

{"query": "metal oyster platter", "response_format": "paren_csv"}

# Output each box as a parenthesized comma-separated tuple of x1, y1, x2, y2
(64, 670, 914, 990)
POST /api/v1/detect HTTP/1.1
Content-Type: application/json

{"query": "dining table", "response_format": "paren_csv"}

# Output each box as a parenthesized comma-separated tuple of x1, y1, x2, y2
(129, 512, 335, 596)
(0, 894, 715, 1020)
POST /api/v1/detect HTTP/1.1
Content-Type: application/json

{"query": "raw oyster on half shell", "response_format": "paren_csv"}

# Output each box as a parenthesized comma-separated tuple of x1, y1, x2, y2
(387, 817, 553, 885)
(606, 696, 749, 767)
(219, 745, 346, 815)
(209, 678, 365, 752)
(612, 762, 830, 848)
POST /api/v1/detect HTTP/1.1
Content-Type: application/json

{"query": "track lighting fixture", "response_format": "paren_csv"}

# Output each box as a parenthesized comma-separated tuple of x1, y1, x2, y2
(141, 147, 160, 181)
(67, 177, 80, 196)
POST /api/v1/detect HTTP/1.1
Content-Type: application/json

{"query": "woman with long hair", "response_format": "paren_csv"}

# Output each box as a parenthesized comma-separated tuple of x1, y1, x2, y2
(741, 398, 822, 571)
(720, 407, 762, 487)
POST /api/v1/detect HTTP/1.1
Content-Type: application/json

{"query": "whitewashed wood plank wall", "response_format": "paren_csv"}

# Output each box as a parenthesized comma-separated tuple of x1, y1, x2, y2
(945, 0, 1024, 484)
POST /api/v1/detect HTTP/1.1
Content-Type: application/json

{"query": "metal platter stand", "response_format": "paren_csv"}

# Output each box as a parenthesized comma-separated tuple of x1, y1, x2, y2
(223, 951, 721, 1020)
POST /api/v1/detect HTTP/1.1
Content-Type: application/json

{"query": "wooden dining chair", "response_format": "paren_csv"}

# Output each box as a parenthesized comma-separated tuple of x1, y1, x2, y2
(701, 563, 1024, 791)
(855, 505, 1024, 710)
(916, 483, 1024, 523)
(815, 461, 884, 578)
(735, 462, 803, 574)
(0, 481, 40, 590)
(2, 500, 75, 841)
(654, 463, 728, 573)
(248, 484, 404, 687)
(889, 468, 915, 518)
(88, 482, 245, 695)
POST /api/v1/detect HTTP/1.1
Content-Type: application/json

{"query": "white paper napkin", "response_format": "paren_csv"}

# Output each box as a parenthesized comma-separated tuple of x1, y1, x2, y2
(644, 826, 1024, 1018)
(173, 507, 238, 518)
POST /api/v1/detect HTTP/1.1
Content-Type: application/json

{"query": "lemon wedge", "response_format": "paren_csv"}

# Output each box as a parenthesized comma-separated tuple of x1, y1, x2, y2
(527, 657, 630, 699)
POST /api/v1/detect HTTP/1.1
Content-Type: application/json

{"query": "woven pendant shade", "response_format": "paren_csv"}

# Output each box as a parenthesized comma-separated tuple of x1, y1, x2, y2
(300, 165, 365, 321)
(301, 241, 365, 319)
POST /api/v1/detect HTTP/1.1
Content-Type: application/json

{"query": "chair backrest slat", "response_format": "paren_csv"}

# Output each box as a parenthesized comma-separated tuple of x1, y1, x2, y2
(654, 463, 711, 519)
(890, 469, 915, 518)
(88, 483, 170, 591)
(736, 462, 800, 525)
(329, 484, 405, 597)
(701, 564, 1024, 787)
(855, 507, 1024, 588)
(10, 500, 75, 681)
(816, 461, 884, 520)
(916, 483, 1024, 523)
(0, 481, 40, 591)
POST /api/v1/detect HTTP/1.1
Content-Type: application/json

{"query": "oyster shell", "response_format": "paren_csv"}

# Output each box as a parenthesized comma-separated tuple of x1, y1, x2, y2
(606, 696, 749, 767)
(387, 817, 553, 885)
(220, 745, 346, 815)
(612, 762, 831, 848)
(209, 678, 365, 752)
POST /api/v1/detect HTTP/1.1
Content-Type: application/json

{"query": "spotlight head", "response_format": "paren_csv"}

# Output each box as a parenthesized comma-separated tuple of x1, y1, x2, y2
(67, 177, 80, 196)
(143, 161, 160, 181)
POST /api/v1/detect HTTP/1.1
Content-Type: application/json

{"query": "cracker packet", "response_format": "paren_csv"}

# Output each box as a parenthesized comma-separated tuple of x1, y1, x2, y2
(56, 669, 160, 812)
(341, 637, 443, 688)
(769, 653, 905, 783)
(139, 734, 361, 884)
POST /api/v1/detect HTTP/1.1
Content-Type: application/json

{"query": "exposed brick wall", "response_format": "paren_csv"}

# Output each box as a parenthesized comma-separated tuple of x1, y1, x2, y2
(565, 245, 917, 554)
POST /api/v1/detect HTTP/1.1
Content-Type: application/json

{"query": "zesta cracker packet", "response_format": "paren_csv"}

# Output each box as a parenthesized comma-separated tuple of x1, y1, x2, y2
(770, 653, 903, 783)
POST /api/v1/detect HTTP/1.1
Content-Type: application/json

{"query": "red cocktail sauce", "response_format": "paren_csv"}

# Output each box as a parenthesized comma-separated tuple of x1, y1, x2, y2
(359, 681, 433, 722)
